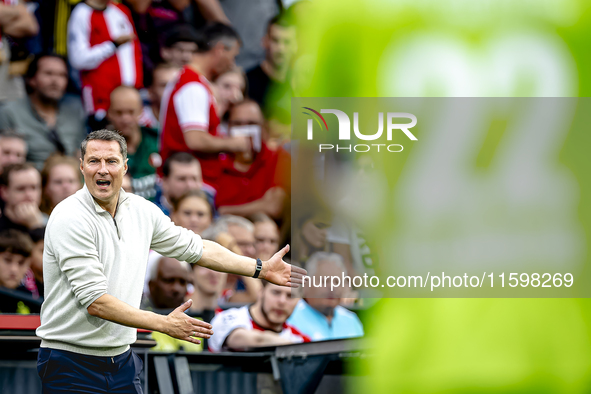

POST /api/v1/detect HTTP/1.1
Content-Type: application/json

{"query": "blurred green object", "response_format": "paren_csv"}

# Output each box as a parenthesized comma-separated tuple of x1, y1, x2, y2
(292, 0, 591, 392)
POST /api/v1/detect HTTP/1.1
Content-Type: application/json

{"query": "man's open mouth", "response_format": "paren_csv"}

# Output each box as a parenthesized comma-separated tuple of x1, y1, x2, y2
(96, 180, 111, 186)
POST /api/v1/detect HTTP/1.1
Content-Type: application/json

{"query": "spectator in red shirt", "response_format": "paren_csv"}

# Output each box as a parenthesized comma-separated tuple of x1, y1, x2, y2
(68, 0, 143, 129)
(159, 22, 251, 188)
(216, 99, 289, 220)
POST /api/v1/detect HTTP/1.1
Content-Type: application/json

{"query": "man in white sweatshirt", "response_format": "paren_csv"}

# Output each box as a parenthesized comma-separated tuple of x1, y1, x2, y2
(36, 129, 305, 393)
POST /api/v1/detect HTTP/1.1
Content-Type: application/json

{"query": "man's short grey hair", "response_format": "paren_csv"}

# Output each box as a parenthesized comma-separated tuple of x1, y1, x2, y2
(201, 221, 226, 241)
(305, 252, 347, 277)
(215, 215, 254, 233)
(201, 215, 254, 242)
(148, 253, 191, 281)
(81, 129, 128, 161)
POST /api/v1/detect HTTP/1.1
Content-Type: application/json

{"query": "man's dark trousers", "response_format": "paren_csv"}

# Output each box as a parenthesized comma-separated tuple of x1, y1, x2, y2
(37, 348, 144, 393)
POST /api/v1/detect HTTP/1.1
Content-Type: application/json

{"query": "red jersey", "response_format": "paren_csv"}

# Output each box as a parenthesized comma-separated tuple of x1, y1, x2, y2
(208, 305, 311, 352)
(215, 145, 290, 208)
(159, 66, 221, 187)
(68, 1, 143, 116)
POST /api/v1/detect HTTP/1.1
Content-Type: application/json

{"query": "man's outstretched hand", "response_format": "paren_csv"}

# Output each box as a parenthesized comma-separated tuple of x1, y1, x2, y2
(164, 299, 213, 345)
(261, 245, 307, 287)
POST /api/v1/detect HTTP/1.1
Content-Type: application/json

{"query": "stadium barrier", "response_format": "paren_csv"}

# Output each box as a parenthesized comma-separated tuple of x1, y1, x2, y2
(0, 314, 367, 394)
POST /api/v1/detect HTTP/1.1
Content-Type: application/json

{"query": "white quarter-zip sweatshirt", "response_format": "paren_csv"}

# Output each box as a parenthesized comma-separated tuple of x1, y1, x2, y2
(37, 185, 203, 356)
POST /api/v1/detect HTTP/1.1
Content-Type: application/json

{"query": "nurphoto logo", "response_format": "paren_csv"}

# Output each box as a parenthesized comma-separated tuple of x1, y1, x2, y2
(302, 107, 418, 152)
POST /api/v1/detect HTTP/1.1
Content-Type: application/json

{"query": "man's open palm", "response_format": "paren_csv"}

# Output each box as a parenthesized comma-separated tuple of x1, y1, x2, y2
(263, 245, 307, 287)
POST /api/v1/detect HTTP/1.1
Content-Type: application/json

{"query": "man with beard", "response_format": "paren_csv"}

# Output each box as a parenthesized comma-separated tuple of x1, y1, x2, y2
(0, 54, 86, 169)
(209, 280, 309, 351)
(287, 252, 364, 341)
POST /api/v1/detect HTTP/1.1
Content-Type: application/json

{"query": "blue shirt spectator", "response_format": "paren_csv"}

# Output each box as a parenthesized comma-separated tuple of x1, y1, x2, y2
(288, 252, 364, 341)
(288, 299, 364, 341)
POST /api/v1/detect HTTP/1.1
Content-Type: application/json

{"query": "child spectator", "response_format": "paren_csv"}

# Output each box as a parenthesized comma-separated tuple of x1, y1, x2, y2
(170, 189, 213, 236)
(21, 226, 45, 299)
(0, 229, 37, 313)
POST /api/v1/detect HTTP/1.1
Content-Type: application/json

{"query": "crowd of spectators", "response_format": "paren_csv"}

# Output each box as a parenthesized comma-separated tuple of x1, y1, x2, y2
(0, 0, 365, 352)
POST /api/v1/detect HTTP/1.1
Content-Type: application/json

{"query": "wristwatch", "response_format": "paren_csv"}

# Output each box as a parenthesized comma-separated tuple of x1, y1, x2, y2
(253, 258, 262, 278)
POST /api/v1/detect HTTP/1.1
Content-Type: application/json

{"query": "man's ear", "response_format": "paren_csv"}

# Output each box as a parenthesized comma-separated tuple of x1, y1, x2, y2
(0, 185, 7, 201)
(124, 159, 128, 175)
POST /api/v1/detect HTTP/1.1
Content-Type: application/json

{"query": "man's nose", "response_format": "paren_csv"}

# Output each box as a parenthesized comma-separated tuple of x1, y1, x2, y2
(98, 161, 108, 173)
(173, 281, 185, 293)
(277, 293, 288, 304)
